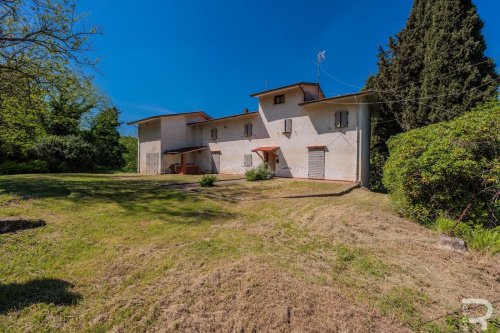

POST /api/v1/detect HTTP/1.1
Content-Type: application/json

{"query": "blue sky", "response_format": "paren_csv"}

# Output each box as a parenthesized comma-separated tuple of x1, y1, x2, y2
(79, 1, 499, 135)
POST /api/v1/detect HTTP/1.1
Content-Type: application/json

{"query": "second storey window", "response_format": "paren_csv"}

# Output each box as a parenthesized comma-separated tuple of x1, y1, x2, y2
(211, 128, 218, 140)
(274, 94, 285, 104)
(244, 123, 253, 137)
(335, 110, 349, 128)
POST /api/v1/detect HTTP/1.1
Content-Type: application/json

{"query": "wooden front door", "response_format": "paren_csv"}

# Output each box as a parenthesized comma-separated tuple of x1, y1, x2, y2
(264, 152, 276, 172)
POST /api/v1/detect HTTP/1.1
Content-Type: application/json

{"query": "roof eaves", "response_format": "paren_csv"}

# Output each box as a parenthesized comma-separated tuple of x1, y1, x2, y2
(298, 91, 378, 106)
(250, 82, 319, 97)
(187, 111, 259, 125)
(126, 111, 211, 125)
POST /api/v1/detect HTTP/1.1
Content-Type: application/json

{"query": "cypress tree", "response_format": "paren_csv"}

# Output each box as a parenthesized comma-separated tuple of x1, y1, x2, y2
(418, 0, 498, 126)
(366, 0, 498, 191)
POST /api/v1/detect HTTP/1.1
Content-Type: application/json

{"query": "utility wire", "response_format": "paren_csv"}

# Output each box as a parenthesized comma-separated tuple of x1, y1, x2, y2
(320, 58, 496, 93)
(319, 69, 499, 105)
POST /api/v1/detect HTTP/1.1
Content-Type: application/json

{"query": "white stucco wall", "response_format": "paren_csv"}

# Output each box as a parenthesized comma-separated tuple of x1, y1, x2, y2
(256, 88, 359, 181)
(192, 113, 266, 174)
(136, 87, 372, 184)
(188, 87, 363, 181)
(138, 119, 161, 173)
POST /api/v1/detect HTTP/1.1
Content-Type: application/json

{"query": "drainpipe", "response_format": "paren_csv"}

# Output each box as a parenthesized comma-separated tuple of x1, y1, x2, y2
(354, 96, 360, 183)
(135, 124, 140, 174)
(356, 97, 371, 189)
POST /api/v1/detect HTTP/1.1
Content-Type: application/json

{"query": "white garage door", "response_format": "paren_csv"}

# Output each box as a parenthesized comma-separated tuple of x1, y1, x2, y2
(145, 153, 159, 174)
(308, 149, 325, 179)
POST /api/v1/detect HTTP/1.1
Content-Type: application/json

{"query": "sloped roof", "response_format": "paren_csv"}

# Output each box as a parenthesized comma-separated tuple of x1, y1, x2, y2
(187, 111, 258, 125)
(299, 91, 378, 106)
(163, 146, 208, 155)
(251, 146, 279, 152)
(126, 111, 211, 125)
(250, 82, 321, 97)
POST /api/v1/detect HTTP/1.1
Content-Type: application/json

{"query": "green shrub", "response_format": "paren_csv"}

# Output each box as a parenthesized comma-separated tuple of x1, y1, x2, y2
(0, 160, 49, 175)
(435, 217, 500, 254)
(32, 135, 95, 172)
(199, 174, 217, 187)
(245, 163, 273, 181)
(383, 100, 499, 227)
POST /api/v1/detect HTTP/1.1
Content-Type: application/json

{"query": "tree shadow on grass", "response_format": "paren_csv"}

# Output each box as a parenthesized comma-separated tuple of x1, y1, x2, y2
(0, 177, 71, 199)
(0, 278, 82, 314)
(0, 175, 237, 222)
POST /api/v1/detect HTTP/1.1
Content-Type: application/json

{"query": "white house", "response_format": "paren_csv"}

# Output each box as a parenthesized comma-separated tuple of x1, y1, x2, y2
(127, 82, 377, 187)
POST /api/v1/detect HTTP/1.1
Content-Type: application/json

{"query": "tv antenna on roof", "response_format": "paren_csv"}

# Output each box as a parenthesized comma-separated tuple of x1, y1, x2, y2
(317, 50, 326, 85)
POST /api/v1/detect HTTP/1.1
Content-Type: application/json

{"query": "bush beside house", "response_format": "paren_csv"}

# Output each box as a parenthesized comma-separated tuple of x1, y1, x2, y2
(383, 100, 499, 253)
(199, 174, 217, 187)
(245, 163, 273, 181)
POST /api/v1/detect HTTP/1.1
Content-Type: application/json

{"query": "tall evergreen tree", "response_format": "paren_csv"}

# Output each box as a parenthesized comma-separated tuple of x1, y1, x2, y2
(366, 0, 498, 191)
(418, 0, 498, 125)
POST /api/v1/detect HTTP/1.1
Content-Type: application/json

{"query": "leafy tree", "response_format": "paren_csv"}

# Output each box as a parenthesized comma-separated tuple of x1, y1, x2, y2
(366, 0, 498, 191)
(43, 73, 104, 136)
(89, 107, 125, 169)
(119, 136, 138, 172)
(0, 0, 97, 94)
(0, 75, 48, 162)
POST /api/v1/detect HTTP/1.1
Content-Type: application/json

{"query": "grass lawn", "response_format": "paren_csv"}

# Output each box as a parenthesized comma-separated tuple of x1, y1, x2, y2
(0, 174, 498, 332)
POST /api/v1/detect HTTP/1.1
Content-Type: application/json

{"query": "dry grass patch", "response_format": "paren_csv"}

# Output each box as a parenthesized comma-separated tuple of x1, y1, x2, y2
(0, 174, 498, 332)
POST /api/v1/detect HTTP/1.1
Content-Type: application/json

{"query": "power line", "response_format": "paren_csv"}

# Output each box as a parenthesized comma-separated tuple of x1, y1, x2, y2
(320, 58, 496, 94)
(316, 75, 499, 110)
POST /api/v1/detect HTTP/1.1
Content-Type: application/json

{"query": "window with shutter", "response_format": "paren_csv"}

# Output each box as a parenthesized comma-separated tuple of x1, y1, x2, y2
(244, 123, 252, 137)
(283, 118, 292, 133)
(341, 111, 349, 128)
(211, 128, 217, 140)
(335, 111, 349, 128)
(244, 154, 252, 167)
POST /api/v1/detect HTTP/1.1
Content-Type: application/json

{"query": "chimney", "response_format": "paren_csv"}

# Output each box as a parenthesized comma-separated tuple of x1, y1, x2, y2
(243, 107, 249, 114)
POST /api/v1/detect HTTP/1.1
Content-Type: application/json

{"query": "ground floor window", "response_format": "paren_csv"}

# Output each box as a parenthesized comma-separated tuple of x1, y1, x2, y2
(244, 154, 252, 167)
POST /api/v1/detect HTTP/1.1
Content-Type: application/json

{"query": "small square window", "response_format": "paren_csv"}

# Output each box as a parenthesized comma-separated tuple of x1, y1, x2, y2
(274, 94, 285, 104)
(244, 123, 253, 137)
(335, 110, 349, 128)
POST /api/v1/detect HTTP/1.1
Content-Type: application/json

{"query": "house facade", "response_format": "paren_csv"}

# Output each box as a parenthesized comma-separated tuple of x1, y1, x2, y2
(127, 82, 376, 187)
